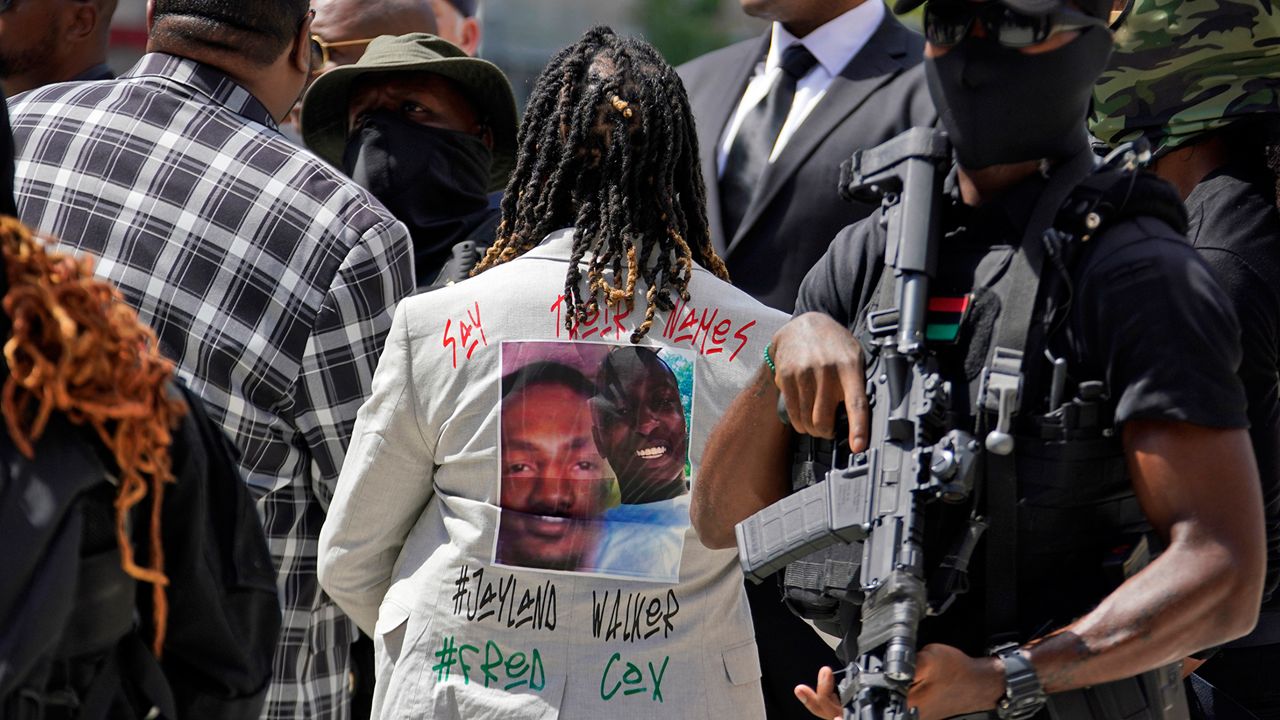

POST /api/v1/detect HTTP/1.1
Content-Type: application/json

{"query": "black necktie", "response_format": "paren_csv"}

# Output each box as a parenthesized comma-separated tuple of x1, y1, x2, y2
(720, 43, 819, 241)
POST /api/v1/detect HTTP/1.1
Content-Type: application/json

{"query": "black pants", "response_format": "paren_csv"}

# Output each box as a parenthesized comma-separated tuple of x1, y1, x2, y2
(746, 575, 842, 719)
(350, 633, 375, 720)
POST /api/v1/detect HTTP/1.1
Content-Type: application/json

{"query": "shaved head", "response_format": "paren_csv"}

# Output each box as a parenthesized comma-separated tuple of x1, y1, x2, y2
(312, 0, 438, 68)
(429, 0, 482, 55)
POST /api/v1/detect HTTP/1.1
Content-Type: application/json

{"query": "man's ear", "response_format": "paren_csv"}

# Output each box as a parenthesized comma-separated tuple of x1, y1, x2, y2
(291, 10, 315, 75)
(145, 0, 155, 32)
(459, 18, 481, 55)
(65, 2, 98, 43)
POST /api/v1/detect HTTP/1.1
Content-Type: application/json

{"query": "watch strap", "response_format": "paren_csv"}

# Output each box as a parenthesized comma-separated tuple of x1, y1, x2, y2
(995, 647, 1047, 720)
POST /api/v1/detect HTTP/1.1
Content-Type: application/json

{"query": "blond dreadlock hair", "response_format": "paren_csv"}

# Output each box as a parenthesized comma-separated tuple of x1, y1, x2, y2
(0, 216, 185, 656)
(474, 26, 730, 343)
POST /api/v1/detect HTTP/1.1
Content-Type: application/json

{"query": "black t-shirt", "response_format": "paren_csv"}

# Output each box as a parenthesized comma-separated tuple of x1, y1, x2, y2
(1186, 164, 1280, 610)
(794, 172, 1249, 648)
(796, 175, 1247, 430)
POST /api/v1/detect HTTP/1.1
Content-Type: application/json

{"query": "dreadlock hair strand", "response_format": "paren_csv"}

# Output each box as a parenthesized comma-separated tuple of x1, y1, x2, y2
(475, 26, 729, 343)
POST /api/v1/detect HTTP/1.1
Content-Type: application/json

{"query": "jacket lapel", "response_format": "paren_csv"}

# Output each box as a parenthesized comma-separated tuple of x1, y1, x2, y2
(697, 34, 770, 258)
(725, 14, 917, 257)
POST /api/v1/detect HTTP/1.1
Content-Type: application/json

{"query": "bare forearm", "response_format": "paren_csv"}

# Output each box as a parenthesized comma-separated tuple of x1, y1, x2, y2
(1026, 423, 1265, 693)
(693, 365, 790, 549)
(1026, 536, 1259, 693)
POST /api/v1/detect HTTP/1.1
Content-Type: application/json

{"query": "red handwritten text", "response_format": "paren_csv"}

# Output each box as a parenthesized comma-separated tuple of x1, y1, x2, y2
(443, 302, 488, 369)
(661, 300, 756, 361)
(549, 295, 632, 341)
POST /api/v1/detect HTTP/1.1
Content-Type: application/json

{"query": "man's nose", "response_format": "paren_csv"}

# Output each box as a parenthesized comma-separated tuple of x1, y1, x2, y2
(531, 476, 576, 514)
(634, 407, 662, 435)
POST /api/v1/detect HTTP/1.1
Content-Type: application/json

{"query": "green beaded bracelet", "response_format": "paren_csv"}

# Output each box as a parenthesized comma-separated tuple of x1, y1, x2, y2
(763, 342, 777, 375)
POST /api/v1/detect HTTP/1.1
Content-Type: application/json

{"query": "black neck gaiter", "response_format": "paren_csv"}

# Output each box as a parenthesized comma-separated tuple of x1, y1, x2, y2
(343, 110, 495, 280)
(925, 27, 1113, 170)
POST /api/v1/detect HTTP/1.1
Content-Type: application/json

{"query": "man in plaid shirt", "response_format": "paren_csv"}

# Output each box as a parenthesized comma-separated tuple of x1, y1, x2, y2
(7, 1, 414, 718)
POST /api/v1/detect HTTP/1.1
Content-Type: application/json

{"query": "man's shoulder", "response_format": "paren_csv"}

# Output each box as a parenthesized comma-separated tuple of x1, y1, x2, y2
(12, 76, 402, 252)
(8, 75, 127, 119)
(689, 266, 789, 326)
(858, 12, 928, 69)
(814, 214, 890, 285)
(793, 214, 890, 323)
(1075, 208, 1195, 281)
(1188, 168, 1280, 261)
(677, 35, 764, 88)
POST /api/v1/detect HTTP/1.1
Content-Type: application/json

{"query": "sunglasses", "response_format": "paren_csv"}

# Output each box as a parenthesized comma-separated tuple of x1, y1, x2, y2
(1108, 0, 1134, 30)
(923, 2, 1108, 48)
(309, 35, 377, 72)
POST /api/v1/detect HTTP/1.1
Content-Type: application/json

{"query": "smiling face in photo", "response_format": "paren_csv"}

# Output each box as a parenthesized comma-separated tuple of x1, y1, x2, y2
(499, 379, 612, 570)
(593, 348, 689, 504)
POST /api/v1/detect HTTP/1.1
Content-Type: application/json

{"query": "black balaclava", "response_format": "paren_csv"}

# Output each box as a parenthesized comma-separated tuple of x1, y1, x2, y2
(342, 110, 494, 283)
(925, 25, 1113, 170)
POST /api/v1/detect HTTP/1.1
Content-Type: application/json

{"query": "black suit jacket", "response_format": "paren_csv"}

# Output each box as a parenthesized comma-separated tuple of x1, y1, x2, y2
(679, 13, 936, 312)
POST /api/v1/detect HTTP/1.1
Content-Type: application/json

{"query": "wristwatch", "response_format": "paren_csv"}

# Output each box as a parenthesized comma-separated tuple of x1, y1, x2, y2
(994, 646, 1047, 720)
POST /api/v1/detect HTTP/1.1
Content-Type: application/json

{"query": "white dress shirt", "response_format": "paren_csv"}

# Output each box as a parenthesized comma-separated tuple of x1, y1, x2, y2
(716, 0, 887, 176)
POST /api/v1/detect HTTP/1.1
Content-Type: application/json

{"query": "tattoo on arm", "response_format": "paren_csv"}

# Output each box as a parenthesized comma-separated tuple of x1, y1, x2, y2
(1027, 631, 1097, 691)
(1026, 586, 1180, 692)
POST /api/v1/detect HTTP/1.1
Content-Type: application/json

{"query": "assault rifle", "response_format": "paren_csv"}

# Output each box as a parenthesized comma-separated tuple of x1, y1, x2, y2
(735, 128, 982, 720)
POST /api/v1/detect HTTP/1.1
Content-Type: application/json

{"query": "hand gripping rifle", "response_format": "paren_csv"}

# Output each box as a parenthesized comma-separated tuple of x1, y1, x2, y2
(735, 128, 983, 720)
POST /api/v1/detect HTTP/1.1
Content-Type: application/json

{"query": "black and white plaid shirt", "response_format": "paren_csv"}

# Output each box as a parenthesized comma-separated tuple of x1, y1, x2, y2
(10, 54, 415, 720)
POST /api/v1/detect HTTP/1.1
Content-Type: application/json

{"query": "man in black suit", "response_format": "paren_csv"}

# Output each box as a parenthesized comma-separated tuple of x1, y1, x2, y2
(679, 2, 934, 716)
(679, 0, 935, 313)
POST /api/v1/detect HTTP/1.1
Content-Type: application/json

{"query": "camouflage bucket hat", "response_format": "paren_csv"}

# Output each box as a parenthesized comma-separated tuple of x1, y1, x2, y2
(1092, 0, 1280, 154)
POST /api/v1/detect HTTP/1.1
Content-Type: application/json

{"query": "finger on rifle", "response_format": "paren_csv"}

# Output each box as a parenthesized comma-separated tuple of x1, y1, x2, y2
(838, 354, 869, 452)
(811, 368, 839, 439)
(777, 367, 819, 436)
(791, 370, 822, 437)
(776, 369, 805, 432)
(771, 330, 809, 433)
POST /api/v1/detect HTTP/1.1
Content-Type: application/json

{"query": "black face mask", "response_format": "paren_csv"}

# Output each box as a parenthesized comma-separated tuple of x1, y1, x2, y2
(924, 26, 1113, 170)
(343, 110, 494, 277)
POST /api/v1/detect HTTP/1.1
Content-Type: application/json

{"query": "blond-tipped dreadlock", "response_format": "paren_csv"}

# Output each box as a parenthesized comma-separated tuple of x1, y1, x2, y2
(474, 26, 730, 343)
(0, 216, 186, 657)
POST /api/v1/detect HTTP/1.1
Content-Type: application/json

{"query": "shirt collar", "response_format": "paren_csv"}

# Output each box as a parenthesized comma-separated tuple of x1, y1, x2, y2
(529, 227, 577, 256)
(521, 227, 717, 280)
(121, 53, 279, 130)
(70, 63, 114, 83)
(766, 0, 886, 78)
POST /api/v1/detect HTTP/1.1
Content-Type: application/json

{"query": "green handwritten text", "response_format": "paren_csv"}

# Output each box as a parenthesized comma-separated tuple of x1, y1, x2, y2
(600, 652, 670, 703)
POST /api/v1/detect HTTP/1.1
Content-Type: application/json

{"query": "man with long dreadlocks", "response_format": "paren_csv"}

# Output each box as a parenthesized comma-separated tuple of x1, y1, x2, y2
(318, 27, 786, 718)
(0, 93, 279, 719)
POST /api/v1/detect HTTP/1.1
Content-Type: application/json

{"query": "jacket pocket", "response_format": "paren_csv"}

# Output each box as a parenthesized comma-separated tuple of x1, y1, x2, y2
(721, 640, 762, 686)
(376, 600, 412, 664)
